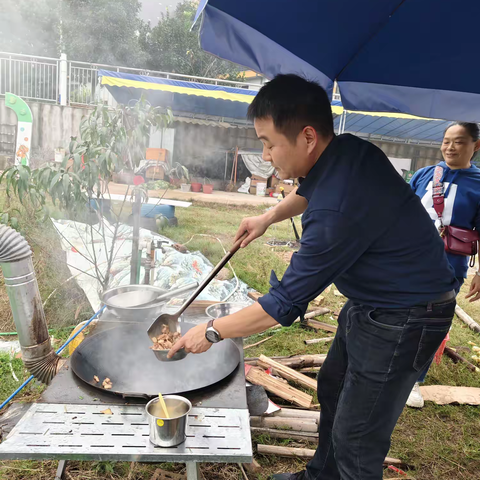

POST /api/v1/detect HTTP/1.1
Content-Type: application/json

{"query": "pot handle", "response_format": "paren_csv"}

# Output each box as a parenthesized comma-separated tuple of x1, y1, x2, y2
(122, 391, 152, 399)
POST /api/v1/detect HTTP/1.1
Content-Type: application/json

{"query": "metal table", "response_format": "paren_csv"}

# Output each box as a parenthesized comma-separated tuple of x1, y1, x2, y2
(0, 309, 252, 479)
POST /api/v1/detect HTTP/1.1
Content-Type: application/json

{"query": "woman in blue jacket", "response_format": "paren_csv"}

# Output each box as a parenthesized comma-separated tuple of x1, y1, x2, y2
(407, 122, 480, 407)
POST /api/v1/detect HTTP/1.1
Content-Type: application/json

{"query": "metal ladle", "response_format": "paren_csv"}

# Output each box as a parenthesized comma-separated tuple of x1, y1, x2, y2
(147, 232, 247, 361)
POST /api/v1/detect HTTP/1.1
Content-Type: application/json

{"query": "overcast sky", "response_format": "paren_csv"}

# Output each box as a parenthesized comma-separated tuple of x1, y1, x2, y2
(140, 0, 185, 24)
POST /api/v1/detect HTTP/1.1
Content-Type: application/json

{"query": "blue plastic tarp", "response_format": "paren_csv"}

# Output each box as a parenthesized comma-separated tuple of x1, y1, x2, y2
(99, 70, 256, 119)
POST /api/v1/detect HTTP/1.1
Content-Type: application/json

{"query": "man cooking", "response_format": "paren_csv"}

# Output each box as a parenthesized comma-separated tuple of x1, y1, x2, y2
(168, 74, 457, 480)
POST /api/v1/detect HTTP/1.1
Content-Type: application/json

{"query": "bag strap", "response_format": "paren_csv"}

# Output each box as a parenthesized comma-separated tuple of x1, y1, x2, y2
(432, 165, 445, 228)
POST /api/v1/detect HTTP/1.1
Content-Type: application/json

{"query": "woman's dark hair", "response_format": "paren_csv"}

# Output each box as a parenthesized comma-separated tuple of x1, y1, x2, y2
(444, 122, 480, 142)
(247, 74, 334, 142)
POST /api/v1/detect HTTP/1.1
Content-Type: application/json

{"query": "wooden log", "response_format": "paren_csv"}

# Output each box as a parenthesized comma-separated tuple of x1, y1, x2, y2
(246, 354, 327, 368)
(248, 290, 263, 302)
(250, 416, 318, 432)
(253, 357, 326, 370)
(270, 308, 330, 330)
(384, 457, 408, 468)
(244, 336, 273, 350)
(238, 463, 249, 480)
(455, 305, 480, 334)
(257, 444, 314, 459)
(444, 346, 480, 373)
(305, 307, 331, 317)
(267, 398, 321, 411)
(298, 367, 321, 373)
(272, 408, 320, 422)
(259, 355, 318, 391)
(186, 300, 221, 315)
(257, 445, 406, 467)
(251, 427, 318, 442)
(305, 319, 337, 333)
(279, 355, 327, 369)
(243, 459, 261, 475)
(246, 366, 313, 408)
(304, 337, 334, 345)
(246, 355, 292, 362)
(150, 468, 185, 480)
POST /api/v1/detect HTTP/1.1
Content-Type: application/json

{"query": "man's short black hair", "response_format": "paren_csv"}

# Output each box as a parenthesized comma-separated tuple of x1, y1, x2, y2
(247, 74, 334, 142)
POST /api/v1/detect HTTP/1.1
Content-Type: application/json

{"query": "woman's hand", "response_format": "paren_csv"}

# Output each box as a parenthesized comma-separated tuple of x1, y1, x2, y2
(167, 324, 212, 358)
(465, 274, 480, 302)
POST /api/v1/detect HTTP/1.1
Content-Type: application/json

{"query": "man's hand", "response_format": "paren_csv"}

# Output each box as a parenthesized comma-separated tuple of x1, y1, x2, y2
(234, 214, 270, 248)
(167, 324, 212, 358)
(465, 275, 480, 302)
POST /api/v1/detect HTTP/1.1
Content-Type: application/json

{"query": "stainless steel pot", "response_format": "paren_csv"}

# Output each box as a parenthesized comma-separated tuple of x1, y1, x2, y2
(206, 302, 249, 319)
(146, 395, 192, 447)
(102, 283, 198, 322)
(102, 285, 167, 321)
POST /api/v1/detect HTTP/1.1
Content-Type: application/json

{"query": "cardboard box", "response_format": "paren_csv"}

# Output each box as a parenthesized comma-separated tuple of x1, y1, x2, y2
(145, 165, 165, 180)
(249, 186, 257, 195)
(251, 174, 268, 187)
(146, 148, 168, 162)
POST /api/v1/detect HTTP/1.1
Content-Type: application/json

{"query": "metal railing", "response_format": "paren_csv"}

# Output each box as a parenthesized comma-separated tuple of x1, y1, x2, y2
(0, 52, 59, 103)
(0, 51, 263, 107)
(69, 62, 99, 106)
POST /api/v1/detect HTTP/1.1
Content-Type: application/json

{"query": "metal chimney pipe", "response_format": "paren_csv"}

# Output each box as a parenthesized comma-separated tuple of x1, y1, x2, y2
(0, 225, 60, 384)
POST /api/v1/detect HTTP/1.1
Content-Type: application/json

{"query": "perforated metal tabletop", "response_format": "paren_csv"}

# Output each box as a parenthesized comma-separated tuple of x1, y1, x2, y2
(0, 403, 252, 463)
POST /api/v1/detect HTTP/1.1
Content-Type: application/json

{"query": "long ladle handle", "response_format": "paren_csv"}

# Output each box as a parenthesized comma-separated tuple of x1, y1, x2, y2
(175, 232, 247, 318)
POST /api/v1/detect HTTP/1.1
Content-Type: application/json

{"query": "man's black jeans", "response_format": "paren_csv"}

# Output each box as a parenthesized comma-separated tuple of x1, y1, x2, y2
(305, 296, 455, 480)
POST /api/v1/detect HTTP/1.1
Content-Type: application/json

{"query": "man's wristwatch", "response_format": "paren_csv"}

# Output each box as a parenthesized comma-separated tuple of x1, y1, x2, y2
(205, 319, 222, 343)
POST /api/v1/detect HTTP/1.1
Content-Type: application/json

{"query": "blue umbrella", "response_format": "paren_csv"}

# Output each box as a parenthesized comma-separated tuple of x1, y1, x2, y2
(194, 1, 480, 122)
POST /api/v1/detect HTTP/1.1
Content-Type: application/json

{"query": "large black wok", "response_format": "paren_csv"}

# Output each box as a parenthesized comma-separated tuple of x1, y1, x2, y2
(71, 323, 241, 398)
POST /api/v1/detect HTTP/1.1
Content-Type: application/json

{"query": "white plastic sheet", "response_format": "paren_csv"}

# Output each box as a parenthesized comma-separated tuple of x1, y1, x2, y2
(52, 219, 253, 311)
(241, 154, 275, 178)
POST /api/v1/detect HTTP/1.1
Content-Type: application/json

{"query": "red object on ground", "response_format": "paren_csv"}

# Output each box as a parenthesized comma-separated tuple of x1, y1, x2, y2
(191, 182, 202, 192)
(435, 331, 450, 364)
(387, 465, 407, 476)
(133, 175, 145, 185)
(203, 184, 214, 194)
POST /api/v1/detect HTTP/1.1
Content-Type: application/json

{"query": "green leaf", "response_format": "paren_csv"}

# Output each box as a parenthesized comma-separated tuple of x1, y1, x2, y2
(69, 137, 77, 153)
(63, 174, 70, 197)
(73, 154, 81, 169)
(10, 217, 18, 230)
(50, 172, 62, 191)
(0, 166, 12, 186)
(41, 168, 52, 188)
(19, 166, 29, 186)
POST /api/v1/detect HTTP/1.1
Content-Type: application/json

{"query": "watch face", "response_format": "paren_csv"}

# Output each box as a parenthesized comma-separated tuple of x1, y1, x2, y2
(206, 329, 220, 343)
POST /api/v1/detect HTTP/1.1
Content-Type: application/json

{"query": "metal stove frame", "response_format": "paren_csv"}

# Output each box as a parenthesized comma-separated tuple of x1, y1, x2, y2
(0, 310, 252, 479)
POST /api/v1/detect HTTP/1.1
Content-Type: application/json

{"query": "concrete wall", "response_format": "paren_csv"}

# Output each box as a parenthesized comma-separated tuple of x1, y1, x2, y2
(0, 100, 88, 167)
(172, 122, 262, 182)
(372, 139, 442, 170)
